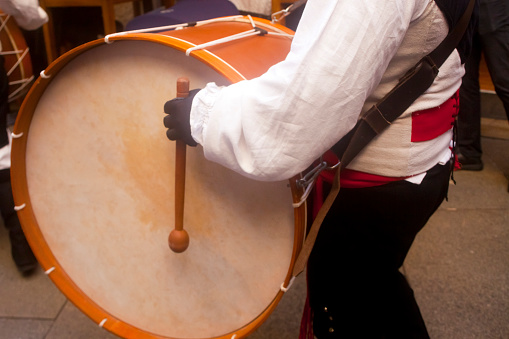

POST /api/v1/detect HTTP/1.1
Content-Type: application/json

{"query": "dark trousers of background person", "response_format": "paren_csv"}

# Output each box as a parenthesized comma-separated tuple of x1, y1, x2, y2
(307, 162, 452, 339)
(457, 5, 509, 163)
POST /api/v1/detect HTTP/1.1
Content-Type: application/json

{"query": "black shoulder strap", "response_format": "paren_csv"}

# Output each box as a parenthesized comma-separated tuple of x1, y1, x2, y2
(291, 0, 476, 278)
(331, 0, 476, 169)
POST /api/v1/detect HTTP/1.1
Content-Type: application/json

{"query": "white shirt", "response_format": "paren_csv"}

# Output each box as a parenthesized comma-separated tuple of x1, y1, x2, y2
(0, 0, 48, 30)
(190, 0, 464, 181)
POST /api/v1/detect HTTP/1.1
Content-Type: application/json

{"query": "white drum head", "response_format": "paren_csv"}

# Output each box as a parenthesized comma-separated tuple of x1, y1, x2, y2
(17, 38, 299, 338)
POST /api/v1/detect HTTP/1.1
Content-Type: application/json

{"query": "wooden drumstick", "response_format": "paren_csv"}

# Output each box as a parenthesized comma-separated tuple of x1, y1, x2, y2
(168, 77, 190, 253)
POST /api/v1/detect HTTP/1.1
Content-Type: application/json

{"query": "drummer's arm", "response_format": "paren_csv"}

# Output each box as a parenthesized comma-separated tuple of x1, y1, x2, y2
(189, 0, 428, 181)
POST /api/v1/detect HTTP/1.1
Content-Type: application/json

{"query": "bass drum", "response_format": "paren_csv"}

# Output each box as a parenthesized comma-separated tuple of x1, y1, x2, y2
(0, 11, 33, 103)
(11, 16, 305, 339)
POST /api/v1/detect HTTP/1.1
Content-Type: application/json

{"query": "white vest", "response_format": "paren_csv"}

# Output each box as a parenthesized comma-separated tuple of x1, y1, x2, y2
(348, 3, 463, 177)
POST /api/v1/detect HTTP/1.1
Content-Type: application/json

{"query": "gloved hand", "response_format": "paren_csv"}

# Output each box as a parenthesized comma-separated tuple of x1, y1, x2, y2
(163, 89, 200, 147)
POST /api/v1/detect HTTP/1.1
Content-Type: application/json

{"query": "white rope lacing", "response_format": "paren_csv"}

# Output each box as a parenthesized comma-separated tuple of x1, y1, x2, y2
(40, 70, 50, 79)
(0, 14, 35, 102)
(104, 15, 245, 43)
(185, 27, 262, 56)
(0, 49, 24, 55)
(14, 203, 26, 211)
(104, 15, 293, 54)
(280, 276, 296, 292)
(0, 14, 10, 43)
(8, 74, 34, 102)
(185, 15, 293, 56)
(5, 47, 33, 102)
(6, 47, 29, 77)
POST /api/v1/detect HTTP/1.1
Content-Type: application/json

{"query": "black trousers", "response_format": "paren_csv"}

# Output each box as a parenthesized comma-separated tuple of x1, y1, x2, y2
(308, 162, 452, 338)
(0, 169, 36, 269)
(458, 21, 509, 159)
(0, 56, 36, 271)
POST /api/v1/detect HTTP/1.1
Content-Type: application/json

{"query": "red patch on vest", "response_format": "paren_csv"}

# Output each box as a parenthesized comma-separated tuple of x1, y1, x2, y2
(411, 91, 459, 142)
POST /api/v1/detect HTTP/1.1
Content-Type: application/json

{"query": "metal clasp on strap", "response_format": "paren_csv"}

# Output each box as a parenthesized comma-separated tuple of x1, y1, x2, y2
(293, 158, 340, 208)
(271, 0, 307, 23)
(271, 5, 293, 23)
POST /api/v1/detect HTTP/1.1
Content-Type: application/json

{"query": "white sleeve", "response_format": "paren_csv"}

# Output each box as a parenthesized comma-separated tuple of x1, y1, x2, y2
(190, 0, 429, 181)
(0, 0, 48, 30)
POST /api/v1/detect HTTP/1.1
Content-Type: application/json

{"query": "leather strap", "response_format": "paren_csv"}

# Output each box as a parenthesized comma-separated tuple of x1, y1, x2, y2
(291, 0, 476, 278)
(332, 0, 476, 166)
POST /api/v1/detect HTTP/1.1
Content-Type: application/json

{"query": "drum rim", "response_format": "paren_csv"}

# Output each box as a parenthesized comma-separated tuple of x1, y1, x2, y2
(11, 16, 305, 339)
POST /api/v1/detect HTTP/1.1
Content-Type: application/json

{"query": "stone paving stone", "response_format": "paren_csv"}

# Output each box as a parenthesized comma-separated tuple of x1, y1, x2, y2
(442, 160, 509, 211)
(404, 132, 509, 339)
(483, 137, 509, 179)
(45, 302, 118, 339)
(406, 208, 509, 339)
(0, 318, 53, 339)
(250, 273, 307, 339)
(0, 227, 67, 319)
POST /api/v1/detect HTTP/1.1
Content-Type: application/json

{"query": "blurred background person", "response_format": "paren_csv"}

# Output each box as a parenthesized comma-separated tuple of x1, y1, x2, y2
(0, 0, 47, 275)
(457, 0, 509, 171)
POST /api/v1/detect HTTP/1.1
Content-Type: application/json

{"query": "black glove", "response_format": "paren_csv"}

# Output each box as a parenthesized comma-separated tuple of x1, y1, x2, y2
(163, 89, 201, 147)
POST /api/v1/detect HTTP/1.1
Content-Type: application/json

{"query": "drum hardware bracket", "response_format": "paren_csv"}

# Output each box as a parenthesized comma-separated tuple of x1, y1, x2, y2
(99, 318, 108, 328)
(45, 266, 56, 275)
(254, 27, 268, 36)
(293, 159, 340, 208)
(271, 0, 308, 24)
(271, 7, 291, 24)
(11, 131, 23, 138)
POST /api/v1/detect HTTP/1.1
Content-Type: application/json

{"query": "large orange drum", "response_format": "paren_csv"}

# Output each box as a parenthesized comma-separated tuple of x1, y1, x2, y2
(0, 11, 33, 103)
(11, 16, 306, 339)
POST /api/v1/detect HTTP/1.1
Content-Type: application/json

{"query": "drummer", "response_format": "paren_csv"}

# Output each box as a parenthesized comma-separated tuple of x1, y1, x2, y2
(0, 0, 47, 275)
(164, 0, 478, 338)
